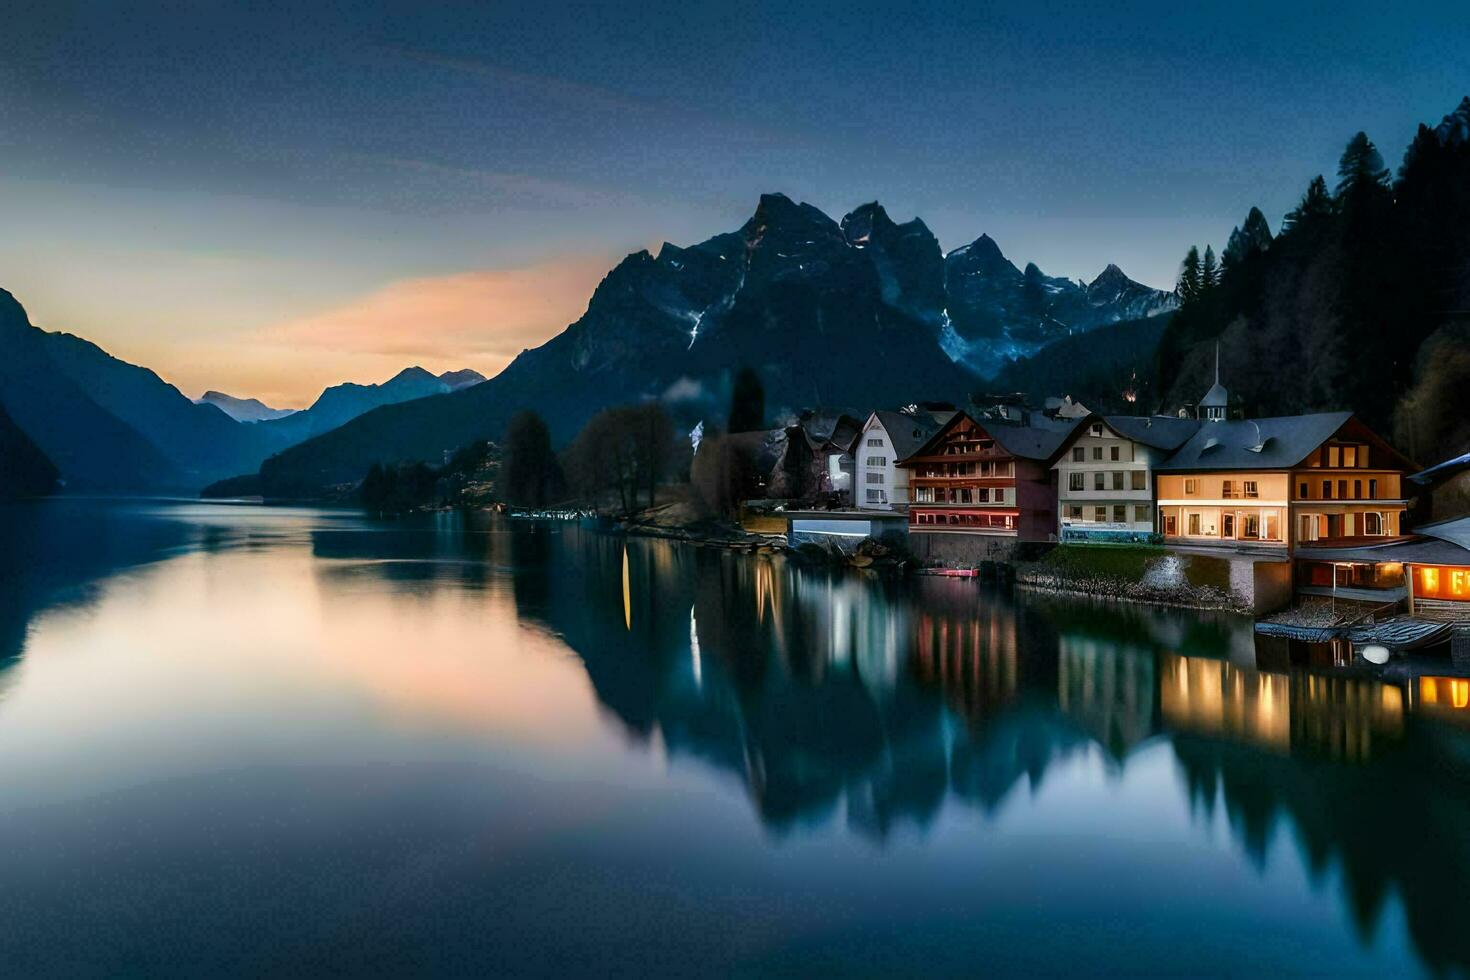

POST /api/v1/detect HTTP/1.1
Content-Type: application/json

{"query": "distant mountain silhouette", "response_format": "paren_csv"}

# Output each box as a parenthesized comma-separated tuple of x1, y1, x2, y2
(197, 391, 298, 423)
(439, 368, 486, 390)
(254, 366, 467, 445)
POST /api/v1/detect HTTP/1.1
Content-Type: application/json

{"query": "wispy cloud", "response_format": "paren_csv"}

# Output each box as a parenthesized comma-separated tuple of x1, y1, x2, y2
(256, 255, 614, 367)
(376, 157, 625, 209)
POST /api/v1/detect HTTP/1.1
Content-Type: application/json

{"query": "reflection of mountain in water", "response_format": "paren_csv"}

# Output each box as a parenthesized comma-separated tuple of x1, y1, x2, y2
(0, 500, 199, 672)
(508, 526, 1470, 973)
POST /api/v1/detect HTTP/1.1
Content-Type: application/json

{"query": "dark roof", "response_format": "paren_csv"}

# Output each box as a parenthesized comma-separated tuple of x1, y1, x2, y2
(1296, 534, 1470, 566)
(1199, 382, 1229, 408)
(1410, 450, 1470, 487)
(1100, 415, 1202, 452)
(869, 410, 943, 459)
(1155, 412, 1354, 472)
(1416, 516, 1470, 550)
(983, 414, 1083, 461)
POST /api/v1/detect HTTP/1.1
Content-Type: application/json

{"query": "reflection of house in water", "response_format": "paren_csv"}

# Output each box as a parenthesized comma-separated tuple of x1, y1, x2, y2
(911, 583, 1020, 726)
(1057, 635, 1157, 758)
(1161, 654, 1404, 761)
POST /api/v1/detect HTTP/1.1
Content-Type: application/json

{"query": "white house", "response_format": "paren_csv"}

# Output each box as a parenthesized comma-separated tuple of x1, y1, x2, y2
(855, 409, 945, 511)
(1051, 415, 1200, 542)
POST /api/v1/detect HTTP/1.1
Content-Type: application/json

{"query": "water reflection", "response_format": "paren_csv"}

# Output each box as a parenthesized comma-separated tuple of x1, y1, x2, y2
(0, 503, 1467, 974)
(525, 530, 1470, 974)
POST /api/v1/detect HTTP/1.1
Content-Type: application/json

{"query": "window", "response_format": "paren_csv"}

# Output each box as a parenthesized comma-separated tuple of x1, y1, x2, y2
(1243, 480, 1258, 499)
(1342, 445, 1356, 467)
(1322, 480, 1332, 499)
(1092, 447, 1103, 460)
(1094, 472, 1106, 491)
(915, 488, 934, 503)
(1369, 478, 1378, 498)
(865, 489, 886, 503)
(1364, 512, 1382, 535)
(1354, 480, 1362, 499)
(1185, 479, 1199, 495)
(1338, 479, 1348, 499)
(1068, 505, 1083, 519)
(1112, 471, 1124, 491)
(1110, 446, 1121, 461)
(866, 472, 885, 484)
(1072, 447, 1085, 462)
(976, 487, 990, 502)
(1222, 514, 1234, 538)
(955, 488, 972, 504)
(1299, 481, 1309, 498)
(1222, 479, 1235, 498)
(1165, 515, 1178, 535)
(1113, 505, 1127, 523)
(1134, 505, 1151, 523)
(1095, 507, 1108, 523)
(1242, 514, 1260, 539)
(867, 437, 884, 447)
(866, 456, 886, 467)
(1187, 513, 1201, 535)
(1091, 424, 1104, 436)
(1131, 471, 1146, 491)
(1265, 513, 1279, 541)
(1069, 472, 1085, 491)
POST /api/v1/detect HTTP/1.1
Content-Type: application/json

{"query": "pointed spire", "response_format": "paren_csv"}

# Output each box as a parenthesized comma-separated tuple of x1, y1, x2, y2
(1214, 341, 1220, 385)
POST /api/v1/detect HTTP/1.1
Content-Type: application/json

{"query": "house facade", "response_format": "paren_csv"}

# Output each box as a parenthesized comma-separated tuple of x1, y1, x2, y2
(854, 409, 943, 511)
(1051, 415, 1200, 542)
(1155, 413, 1414, 553)
(899, 411, 1077, 548)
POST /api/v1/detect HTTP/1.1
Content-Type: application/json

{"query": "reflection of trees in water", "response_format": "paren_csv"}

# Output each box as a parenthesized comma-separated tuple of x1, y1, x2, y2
(507, 528, 1470, 971)
(1173, 729, 1470, 975)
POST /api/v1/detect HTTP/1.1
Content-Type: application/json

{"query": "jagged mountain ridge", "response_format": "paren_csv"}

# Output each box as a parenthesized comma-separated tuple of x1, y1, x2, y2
(258, 194, 1171, 495)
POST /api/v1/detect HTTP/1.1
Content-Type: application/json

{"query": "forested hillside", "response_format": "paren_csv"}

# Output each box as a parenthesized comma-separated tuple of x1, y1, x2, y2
(1156, 97, 1470, 467)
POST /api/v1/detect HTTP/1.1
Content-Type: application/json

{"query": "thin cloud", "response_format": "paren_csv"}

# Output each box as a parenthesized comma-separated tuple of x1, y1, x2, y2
(377, 157, 625, 209)
(256, 256, 614, 367)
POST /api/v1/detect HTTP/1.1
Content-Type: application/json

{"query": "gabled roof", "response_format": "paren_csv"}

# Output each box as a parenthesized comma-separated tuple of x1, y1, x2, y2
(1047, 413, 1202, 465)
(985, 414, 1083, 461)
(898, 410, 1082, 463)
(1155, 412, 1355, 471)
(1199, 382, 1229, 408)
(868, 410, 943, 460)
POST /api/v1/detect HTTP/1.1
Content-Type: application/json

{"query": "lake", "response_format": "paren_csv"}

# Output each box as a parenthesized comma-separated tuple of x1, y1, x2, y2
(0, 498, 1466, 977)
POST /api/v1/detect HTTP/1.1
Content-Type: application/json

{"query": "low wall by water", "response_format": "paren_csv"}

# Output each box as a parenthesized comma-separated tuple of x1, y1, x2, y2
(1018, 545, 1292, 616)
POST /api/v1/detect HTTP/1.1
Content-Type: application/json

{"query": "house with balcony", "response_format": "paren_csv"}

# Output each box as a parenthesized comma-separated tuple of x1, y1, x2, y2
(1154, 412, 1415, 553)
(897, 410, 1080, 560)
(1050, 415, 1201, 542)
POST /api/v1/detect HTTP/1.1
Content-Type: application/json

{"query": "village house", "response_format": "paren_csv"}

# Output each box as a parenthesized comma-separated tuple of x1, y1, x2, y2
(897, 410, 1080, 560)
(854, 408, 947, 511)
(1050, 414, 1201, 542)
(1154, 411, 1414, 552)
(1291, 516, 1470, 619)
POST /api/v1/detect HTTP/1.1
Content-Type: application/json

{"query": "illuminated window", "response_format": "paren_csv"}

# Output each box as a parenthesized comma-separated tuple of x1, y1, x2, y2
(1364, 512, 1381, 535)
(1185, 479, 1199, 495)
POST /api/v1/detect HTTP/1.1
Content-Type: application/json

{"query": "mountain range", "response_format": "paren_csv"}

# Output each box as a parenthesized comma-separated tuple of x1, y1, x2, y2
(255, 194, 1172, 496)
(0, 287, 485, 491)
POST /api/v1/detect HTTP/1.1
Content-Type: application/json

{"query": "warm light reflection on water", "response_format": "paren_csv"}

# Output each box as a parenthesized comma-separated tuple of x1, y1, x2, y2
(0, 499, 1465, 976)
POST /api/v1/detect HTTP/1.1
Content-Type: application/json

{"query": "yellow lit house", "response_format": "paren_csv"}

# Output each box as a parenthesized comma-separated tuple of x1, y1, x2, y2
(1154, 412, 1415, 552)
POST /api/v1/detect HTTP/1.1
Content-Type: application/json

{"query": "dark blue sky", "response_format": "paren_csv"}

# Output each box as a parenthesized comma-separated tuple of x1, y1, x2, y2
(2, 0, 1465, 403)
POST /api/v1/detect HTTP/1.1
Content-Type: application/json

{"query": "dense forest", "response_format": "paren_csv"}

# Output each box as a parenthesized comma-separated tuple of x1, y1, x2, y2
(1155, 98, 1470, 467)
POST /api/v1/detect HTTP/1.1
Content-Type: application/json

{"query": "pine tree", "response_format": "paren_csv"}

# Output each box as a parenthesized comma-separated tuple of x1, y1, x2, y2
(1177, 246, 1202, 302)
(1335, 131, 1391, 201)
(1282, 175, 1334, 232)
(1201, 245, 1219, 292)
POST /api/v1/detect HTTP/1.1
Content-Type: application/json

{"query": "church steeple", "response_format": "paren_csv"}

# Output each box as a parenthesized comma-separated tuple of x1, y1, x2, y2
(1199, 342, 1228, 421)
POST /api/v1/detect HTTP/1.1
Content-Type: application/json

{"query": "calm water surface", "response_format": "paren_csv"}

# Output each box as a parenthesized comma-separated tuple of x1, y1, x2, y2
(1, 499, 1467, 977)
